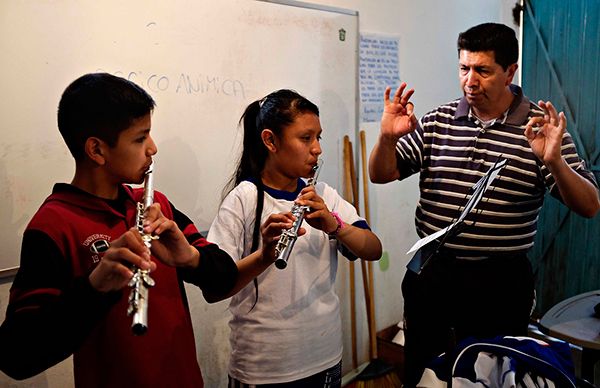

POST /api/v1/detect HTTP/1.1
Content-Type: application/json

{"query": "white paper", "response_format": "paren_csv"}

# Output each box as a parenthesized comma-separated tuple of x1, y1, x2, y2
(406, 159, 507, 254)
(406, 225, 452, 254)
(359, 32, 401, 123)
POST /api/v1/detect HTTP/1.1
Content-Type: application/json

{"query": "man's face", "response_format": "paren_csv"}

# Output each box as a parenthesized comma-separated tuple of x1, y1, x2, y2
(459, 50, 517, 115)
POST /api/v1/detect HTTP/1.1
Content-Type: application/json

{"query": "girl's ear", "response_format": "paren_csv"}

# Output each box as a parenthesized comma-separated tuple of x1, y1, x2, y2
(84, 137, 107, 165)
(261, 129, 277, 152)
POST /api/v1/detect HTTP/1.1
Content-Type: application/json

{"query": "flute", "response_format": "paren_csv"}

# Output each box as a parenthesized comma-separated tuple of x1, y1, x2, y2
(127, 162, 157, 335)
(274, 160, 323, 270)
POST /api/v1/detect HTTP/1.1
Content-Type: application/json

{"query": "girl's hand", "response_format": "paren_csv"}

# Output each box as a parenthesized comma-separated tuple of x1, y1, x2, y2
(296, 186, 339, 234)
(260, 212, 305, 263)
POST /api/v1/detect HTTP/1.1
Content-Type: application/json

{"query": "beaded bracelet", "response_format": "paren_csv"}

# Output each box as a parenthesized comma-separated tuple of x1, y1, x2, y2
(328, 211, 345, 236)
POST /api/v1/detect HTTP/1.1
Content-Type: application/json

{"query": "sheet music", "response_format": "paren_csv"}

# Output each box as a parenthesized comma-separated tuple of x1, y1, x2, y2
(406, 158, 507, 254)
(457, 158, 507, 223)
(406, 225, 452, 254)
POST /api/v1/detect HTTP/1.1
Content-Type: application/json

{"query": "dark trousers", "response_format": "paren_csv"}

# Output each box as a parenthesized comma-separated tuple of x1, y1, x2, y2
(228, 360, 341, 388)
(401, 251, 534, 387)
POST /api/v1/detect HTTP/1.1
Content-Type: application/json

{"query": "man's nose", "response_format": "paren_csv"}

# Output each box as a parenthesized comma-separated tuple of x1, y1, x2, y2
(466, 70, 479, 87)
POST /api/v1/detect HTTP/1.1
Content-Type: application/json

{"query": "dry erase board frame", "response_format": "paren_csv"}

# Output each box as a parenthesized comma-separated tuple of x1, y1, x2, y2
(0, 0, 359, 273)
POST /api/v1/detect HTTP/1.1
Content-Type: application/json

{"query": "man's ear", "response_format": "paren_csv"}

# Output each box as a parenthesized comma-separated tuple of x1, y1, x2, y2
(84, 137, 107, 165)
(261, 129, 277, 152)
(506, 63, 518, 86)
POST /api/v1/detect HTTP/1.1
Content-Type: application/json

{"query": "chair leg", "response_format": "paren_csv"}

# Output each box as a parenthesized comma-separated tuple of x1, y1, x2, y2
(446, 328, 456, 388)
(580, 348, 599, 386)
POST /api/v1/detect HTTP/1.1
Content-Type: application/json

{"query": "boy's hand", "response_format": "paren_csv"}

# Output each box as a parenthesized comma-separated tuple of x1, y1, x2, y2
(89, 228, 156, 293)
(142, 203, 200, 269)
(260, 212, 305, 263)
(297, 186, 339, 234)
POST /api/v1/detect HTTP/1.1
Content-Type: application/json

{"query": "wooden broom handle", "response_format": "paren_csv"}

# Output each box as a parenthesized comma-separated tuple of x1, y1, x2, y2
(360, 131, 370, 223)
(347, 136, 374, 360)
(348, 137, 373, 359)
(360, 130, 378, 359)
(346, 133, 377, 361)
(343, 136, 358, 369)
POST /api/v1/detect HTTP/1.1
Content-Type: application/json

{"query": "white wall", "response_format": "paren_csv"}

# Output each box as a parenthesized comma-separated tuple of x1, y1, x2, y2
(0, 1, 518, 387)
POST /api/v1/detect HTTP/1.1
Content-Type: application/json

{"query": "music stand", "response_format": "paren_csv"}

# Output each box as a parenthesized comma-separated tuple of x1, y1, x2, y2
(406, 157, 508, 274)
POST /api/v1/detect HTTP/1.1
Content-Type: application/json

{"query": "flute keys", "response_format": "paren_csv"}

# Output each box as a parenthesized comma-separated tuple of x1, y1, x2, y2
(129, 270, 156, 288)
(127, 288, 139, 315)
(142, 272, 155, 287)
(128, 271, 141, 288)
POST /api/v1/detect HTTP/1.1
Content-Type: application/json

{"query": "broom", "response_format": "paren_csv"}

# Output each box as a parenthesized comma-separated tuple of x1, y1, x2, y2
(341, 135, 371, 387)
(343, 135, 358, 370)
(352, 130, 402, 388)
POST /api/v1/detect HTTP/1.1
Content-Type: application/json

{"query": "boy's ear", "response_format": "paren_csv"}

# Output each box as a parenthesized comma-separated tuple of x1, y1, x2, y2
(261, 129, 277, 152)
(84, 137, 107, 165)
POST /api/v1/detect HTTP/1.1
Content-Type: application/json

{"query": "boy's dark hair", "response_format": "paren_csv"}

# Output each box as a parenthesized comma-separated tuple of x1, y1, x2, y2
(457, 23, 518, 70)
(57, 73, 156, 160)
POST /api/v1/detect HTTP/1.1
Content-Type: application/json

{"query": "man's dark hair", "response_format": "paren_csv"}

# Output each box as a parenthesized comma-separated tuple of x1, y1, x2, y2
(457, 23, 518, 70)
(57, 73, 156, 160)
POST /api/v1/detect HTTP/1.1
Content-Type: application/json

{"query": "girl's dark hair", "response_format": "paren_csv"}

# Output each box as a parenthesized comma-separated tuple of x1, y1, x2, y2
(225, 89, 319, 194)
(226, 89, 319, 310)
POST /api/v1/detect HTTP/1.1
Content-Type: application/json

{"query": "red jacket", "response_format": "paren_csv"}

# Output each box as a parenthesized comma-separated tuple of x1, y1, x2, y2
(0, 184, 237, 388)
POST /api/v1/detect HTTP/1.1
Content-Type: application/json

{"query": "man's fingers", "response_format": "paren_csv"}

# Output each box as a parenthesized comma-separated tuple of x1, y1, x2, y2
(406, 101, 415, 116)
(383, 86, 392, 103)
(394, 83, 406, 101)
(538, 100, 563, 128)
(544, 101, 559, 125)
(524, 116, 545, 139)
(400, 88, 415, 106)
(409, 112, 418, 129)
(558, 112, 566, 131)
(526, 116, 545, 128)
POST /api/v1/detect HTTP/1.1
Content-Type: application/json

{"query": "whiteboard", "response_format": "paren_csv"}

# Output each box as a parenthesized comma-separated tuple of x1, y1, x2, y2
(0, 0, 358, 272)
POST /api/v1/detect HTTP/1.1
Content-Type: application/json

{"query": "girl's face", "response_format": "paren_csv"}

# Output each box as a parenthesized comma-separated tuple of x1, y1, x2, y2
(271, 112, 322, 179)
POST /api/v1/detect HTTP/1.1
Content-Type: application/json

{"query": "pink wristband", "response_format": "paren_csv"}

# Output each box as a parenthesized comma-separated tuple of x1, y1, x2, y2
(328, 211, 345, 236)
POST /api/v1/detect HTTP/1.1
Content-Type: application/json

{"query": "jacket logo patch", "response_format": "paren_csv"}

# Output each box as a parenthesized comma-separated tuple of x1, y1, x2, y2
(83, 234, 112, 263)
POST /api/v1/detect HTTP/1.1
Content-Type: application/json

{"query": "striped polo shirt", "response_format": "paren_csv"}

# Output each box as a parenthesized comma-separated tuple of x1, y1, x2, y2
(396, 85, 597, 258)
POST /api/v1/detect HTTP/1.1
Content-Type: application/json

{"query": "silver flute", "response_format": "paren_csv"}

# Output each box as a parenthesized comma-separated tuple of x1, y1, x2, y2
(127, 162, 157, 335)
(274, 160, 323, 270)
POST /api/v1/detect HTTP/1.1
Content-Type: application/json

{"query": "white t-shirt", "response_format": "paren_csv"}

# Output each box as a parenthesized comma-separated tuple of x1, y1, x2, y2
(207, 179, 366, 384)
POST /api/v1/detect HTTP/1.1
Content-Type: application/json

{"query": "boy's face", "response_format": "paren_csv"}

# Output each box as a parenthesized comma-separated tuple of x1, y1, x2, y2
(103, 113, 157, 185)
